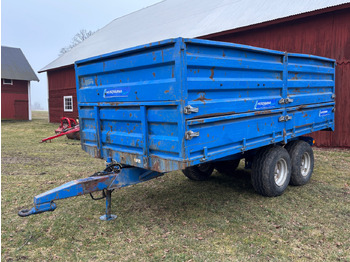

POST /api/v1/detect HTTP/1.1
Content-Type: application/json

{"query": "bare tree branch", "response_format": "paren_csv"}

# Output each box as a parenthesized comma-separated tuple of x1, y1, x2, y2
(59, 29, 95, 56)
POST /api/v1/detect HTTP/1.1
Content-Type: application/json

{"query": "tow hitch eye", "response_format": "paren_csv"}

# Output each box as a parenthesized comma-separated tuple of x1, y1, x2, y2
(18, 202, 57, 217)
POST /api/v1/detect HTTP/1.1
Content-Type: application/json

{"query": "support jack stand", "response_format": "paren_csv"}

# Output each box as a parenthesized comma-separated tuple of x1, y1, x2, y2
(99, 190, 117, 221)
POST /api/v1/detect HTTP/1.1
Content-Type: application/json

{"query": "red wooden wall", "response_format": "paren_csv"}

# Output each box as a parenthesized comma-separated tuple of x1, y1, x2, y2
(1, 79, 29, 120)
(47, 66, 78, 123)
(205, 7, 350, 147)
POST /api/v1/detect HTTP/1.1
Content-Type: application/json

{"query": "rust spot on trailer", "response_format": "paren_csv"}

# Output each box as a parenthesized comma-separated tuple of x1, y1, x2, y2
(291, 73, 299, 80)
(172, 67, 175, 78)
(207, 134, 210, 137)
(94, 76, 98, 86)
(257, 123, 260, 132)
(81, 176, 110, 194)
(106, 132, 111, 143)
(129, 113, 132, 117)
(194, 92, 212, 104)
(283, 128, 286, 138)
(153, 72, 156, 77)
(296, 124, 310, 129)
(209, 67, 215, 80)
(254, 110, 272, 115)
(191, 111, 236, 119)
(161, 50, 164, 62)
(297, 105, 306, 111)
(98, 102, 122, 107)
(164, 90, 170, 94)
(222, 50, 226, 57)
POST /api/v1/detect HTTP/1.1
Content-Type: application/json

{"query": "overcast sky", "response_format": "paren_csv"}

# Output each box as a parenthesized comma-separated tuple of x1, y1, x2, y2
(1, 0, 162, 110)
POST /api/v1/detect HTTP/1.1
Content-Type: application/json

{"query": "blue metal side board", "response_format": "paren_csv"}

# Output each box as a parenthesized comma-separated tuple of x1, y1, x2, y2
(75, 38, 335, 172)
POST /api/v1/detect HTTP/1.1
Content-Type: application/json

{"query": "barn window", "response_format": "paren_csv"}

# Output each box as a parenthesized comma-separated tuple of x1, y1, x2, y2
(3, 79, 13, 85)
(64, 96, 73, 112)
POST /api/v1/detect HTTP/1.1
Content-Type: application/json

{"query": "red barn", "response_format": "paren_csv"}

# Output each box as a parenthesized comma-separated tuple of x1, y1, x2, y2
(2, 46, 39, 120)
(39, 0, 350, 147)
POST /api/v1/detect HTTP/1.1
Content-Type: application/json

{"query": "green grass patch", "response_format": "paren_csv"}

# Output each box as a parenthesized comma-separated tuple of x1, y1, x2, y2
(2, 112, 350, 261)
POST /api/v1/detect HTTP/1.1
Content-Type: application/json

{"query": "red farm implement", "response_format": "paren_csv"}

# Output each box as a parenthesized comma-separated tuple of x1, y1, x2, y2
(41, 117, 80, 143)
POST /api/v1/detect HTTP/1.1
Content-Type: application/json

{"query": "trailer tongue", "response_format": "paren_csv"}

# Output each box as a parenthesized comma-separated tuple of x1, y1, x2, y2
(18, 38, 335, 220)
(18, 159, 162, 220)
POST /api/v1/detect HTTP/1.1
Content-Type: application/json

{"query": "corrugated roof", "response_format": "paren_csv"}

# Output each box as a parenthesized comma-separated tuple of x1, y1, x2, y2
(40, 0, 350, 72)
(2, 46, 39, 81)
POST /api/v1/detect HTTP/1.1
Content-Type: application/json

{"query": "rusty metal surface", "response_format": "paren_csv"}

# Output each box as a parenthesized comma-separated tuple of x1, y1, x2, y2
(75, 38, 335, 171)
(20, 166, 163, 217)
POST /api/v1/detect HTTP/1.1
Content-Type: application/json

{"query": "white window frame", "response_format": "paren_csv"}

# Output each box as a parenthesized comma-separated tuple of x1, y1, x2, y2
(63, 96, 73, 112)
(3, 79, 13, 85)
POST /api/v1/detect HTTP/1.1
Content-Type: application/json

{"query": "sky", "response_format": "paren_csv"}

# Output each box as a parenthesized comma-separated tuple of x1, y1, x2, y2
(1, 0, 162, 110)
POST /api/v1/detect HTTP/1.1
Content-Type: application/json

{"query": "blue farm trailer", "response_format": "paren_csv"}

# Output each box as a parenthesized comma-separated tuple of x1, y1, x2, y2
(19, 38, 335, 220)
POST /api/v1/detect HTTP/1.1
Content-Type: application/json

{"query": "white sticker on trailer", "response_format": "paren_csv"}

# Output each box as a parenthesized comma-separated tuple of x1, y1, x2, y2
(319, 109, 331, 117)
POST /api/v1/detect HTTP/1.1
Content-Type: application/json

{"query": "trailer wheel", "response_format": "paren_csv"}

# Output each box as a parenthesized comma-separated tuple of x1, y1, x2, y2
(182, 163, 214, 181)
(251, 146, 291, 197)
(285, 140, 314, 186)
(215, 159, 240, 175)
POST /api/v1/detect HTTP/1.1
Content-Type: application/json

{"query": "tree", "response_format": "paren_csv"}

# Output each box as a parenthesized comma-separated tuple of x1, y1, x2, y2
(59, 29, 95, 56)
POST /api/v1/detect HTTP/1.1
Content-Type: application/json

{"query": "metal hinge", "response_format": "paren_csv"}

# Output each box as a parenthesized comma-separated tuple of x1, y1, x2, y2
(279, 98, 294, 104)
(279, 115, 292, 122)
(285, 97, 294, 104)
(185, 130, 199, 140)
(184, 105, 199, 115)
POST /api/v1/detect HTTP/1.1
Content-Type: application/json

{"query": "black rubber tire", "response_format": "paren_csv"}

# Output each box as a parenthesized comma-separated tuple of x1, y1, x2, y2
(285, 140, 314, 186)
(182, 163, 214, 181)
(215, 159, 240, 175)
(251, 145, 291, 197)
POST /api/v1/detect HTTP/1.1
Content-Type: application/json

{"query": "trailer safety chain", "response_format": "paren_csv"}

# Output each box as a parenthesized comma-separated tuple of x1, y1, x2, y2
(88, 163, 121, 200)
(89, 188, 115, 201)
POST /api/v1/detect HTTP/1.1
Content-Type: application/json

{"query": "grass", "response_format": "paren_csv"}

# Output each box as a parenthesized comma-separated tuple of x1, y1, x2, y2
(1, 111, 350, 261)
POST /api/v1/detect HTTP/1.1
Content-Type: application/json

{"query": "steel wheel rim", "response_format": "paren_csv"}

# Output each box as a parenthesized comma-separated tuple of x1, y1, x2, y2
(300, 152, 311, 177)
(274, 158, 288, 186)
(198, 163, 211, 173)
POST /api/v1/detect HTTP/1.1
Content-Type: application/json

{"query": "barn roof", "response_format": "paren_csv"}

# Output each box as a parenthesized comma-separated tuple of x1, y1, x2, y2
(2, 46, 39, 81)
(39, 0, 350, 72)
